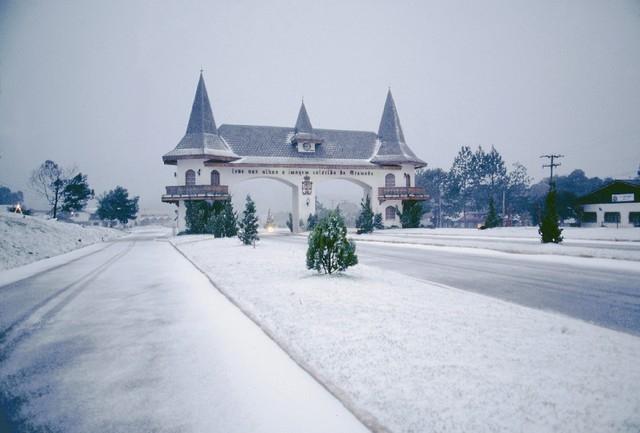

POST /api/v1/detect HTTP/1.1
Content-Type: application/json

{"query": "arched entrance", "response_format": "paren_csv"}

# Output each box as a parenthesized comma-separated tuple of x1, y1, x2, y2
(230, 176, 303, 233)
(315, 178, 373, 227)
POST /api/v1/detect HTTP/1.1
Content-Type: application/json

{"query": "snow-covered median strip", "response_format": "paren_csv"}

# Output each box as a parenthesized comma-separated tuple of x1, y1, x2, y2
(357, 227, 640, 261)
(175, 236, 640, 433)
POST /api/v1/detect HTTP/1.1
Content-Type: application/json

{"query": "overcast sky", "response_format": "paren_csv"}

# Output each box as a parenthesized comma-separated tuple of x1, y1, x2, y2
(1, 0, 639, 213)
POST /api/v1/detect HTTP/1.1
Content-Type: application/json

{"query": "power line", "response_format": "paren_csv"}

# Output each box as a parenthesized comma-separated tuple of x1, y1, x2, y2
(540, 154, 564, 188)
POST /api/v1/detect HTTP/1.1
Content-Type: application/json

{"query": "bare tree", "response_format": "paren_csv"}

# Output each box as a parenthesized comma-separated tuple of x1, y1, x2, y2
(29, 160, 75, 218)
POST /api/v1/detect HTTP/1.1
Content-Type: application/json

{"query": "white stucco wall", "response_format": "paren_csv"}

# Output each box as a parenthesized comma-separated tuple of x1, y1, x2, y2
(171, 159, 419, 232)
(581, 202, 640, 228)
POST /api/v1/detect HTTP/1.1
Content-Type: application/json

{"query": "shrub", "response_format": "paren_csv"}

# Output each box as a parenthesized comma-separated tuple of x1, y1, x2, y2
(306, 211, 358, 274)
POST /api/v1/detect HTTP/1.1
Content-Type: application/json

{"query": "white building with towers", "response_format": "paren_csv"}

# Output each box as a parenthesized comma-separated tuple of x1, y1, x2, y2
(162, 73, 428, 232)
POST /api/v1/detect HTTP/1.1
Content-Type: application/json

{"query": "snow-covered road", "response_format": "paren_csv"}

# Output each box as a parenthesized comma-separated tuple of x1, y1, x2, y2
(0, 232, 369, 433)
(270, 234, 640, 335)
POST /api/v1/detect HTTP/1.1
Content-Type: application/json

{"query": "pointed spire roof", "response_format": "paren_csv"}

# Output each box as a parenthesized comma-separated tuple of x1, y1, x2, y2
(371, 89, 426, 167)
(162, 72, 239, 165)
(295, 100, 313, 133)
(377, 89, 405, 143)
(186, 72, 217, 134)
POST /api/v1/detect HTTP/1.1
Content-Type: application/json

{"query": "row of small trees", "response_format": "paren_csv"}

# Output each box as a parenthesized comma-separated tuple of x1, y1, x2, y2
(29, 160, 138, 225)
(184, 195, 260, 245)
(185, 194, 358, 273)
(354, 195, 423, 234)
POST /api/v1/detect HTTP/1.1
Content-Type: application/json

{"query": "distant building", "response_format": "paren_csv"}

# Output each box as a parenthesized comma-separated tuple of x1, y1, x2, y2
(578, 180, 640, 228)
(161, 73, 428, 232)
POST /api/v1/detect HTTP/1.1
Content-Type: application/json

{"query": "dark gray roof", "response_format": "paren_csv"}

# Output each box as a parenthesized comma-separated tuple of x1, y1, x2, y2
(218, 124, 377, 162)
(294, 102, 313, 133)
(371, 90, 426, 166)
(164, 76, 426, 167)
(187, 73, 217, 134)
(163, 73, 238, 164)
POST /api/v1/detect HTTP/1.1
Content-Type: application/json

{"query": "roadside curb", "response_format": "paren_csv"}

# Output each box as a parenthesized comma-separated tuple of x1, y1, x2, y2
(168, 239, 393, 433)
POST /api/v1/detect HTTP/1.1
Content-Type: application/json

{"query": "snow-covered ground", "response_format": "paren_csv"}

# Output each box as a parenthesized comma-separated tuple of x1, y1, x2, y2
(355, 227, 640, 261)
(175, 235, 640, 433)
(0, 212, 123, 270)
(387, 226, 640, 241)
(0, 235, 368, 433)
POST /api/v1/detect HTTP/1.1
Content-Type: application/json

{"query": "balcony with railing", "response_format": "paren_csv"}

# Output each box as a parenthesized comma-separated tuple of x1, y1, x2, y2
(378, 186, 428, 202)
(161, 185, 230, 203)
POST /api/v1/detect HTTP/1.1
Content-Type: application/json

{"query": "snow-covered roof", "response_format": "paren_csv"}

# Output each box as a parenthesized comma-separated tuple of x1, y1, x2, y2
(163, 75, 427, 168)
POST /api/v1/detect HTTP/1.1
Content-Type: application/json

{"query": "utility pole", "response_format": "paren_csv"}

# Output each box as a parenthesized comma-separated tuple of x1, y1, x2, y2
(540, 154, 564, 188)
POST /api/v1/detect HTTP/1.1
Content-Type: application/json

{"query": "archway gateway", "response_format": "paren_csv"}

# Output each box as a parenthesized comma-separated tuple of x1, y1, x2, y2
(162, 73, 428, 233)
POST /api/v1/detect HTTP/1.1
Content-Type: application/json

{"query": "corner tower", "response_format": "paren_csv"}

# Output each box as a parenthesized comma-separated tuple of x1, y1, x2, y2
(371, 89, 426, 167)
(163, 72, 238, 164)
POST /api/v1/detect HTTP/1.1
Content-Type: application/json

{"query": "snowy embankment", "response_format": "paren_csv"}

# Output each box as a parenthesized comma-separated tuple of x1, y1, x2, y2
(174, 235, 640, 433)
(356, 227, 640, 261)
(0, 212, 123, 271)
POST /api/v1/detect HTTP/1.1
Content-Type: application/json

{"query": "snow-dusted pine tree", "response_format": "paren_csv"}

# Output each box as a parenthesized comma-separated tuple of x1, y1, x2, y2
(306, 210, 358, 274)
(221, 200, 238, 237)
(356, 195, 374, 234)
(238, 195, 259, 245)
(286, 213, 293, 232)
(373, 213, 384, 229)
(539, 187, 563, 243)
(483, 197, 501, 228)
(306, 213, 318, 230)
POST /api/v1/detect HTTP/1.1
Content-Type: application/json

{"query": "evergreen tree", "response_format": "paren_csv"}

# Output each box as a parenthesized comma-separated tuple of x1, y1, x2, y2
(483, 197, 501, 228)
(448, 146, 475, 225)
(238, 195, 260, 245)
(479, 146, 507, 205)
(415, 167, 448, 227)
(221, 200, 238, 237)
(0, 186, 24, 205)
(286, 213, 293, 232)
(306, 211, 358, 274)
(355, 195, 374, 234)
(396, 200, 423, 228)
(538, 188, 563, 243)
(61, 173, 94, 213)
(96, 186, 139, 225)
(185, 201, 211, 234)
(373, 213, 384, 229)
(206, 212, 225, 237)
(307, 213, 318, 230)
(505, 162, 532, 219)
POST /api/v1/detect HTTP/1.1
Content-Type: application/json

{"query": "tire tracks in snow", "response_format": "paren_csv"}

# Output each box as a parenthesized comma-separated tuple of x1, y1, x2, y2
(0, 241, 135, 363)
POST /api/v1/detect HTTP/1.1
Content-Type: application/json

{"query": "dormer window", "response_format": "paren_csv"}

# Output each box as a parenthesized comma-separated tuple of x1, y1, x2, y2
(297, 140, 319, 153)
(292, 101, 323, 153)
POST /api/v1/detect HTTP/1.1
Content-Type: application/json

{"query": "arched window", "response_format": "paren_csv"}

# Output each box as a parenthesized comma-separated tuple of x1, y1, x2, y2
(385, 173, 396, 188)
(211, 170, 220, 186)
(404, 173, 411, 187)
(385, 206, 396, 220)
(185, 169, 196, 186)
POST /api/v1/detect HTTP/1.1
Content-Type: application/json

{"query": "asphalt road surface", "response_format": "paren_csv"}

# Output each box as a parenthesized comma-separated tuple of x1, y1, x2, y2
(267, 234, 640, 336)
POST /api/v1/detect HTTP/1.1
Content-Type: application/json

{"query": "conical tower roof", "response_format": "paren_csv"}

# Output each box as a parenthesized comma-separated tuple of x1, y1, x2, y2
(163, 72, 238, 164)
(295, 101, 313, 133)
(186, 72, 217, 134)
(371, 89, 426, 167)
(377, 89, 405, 143)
